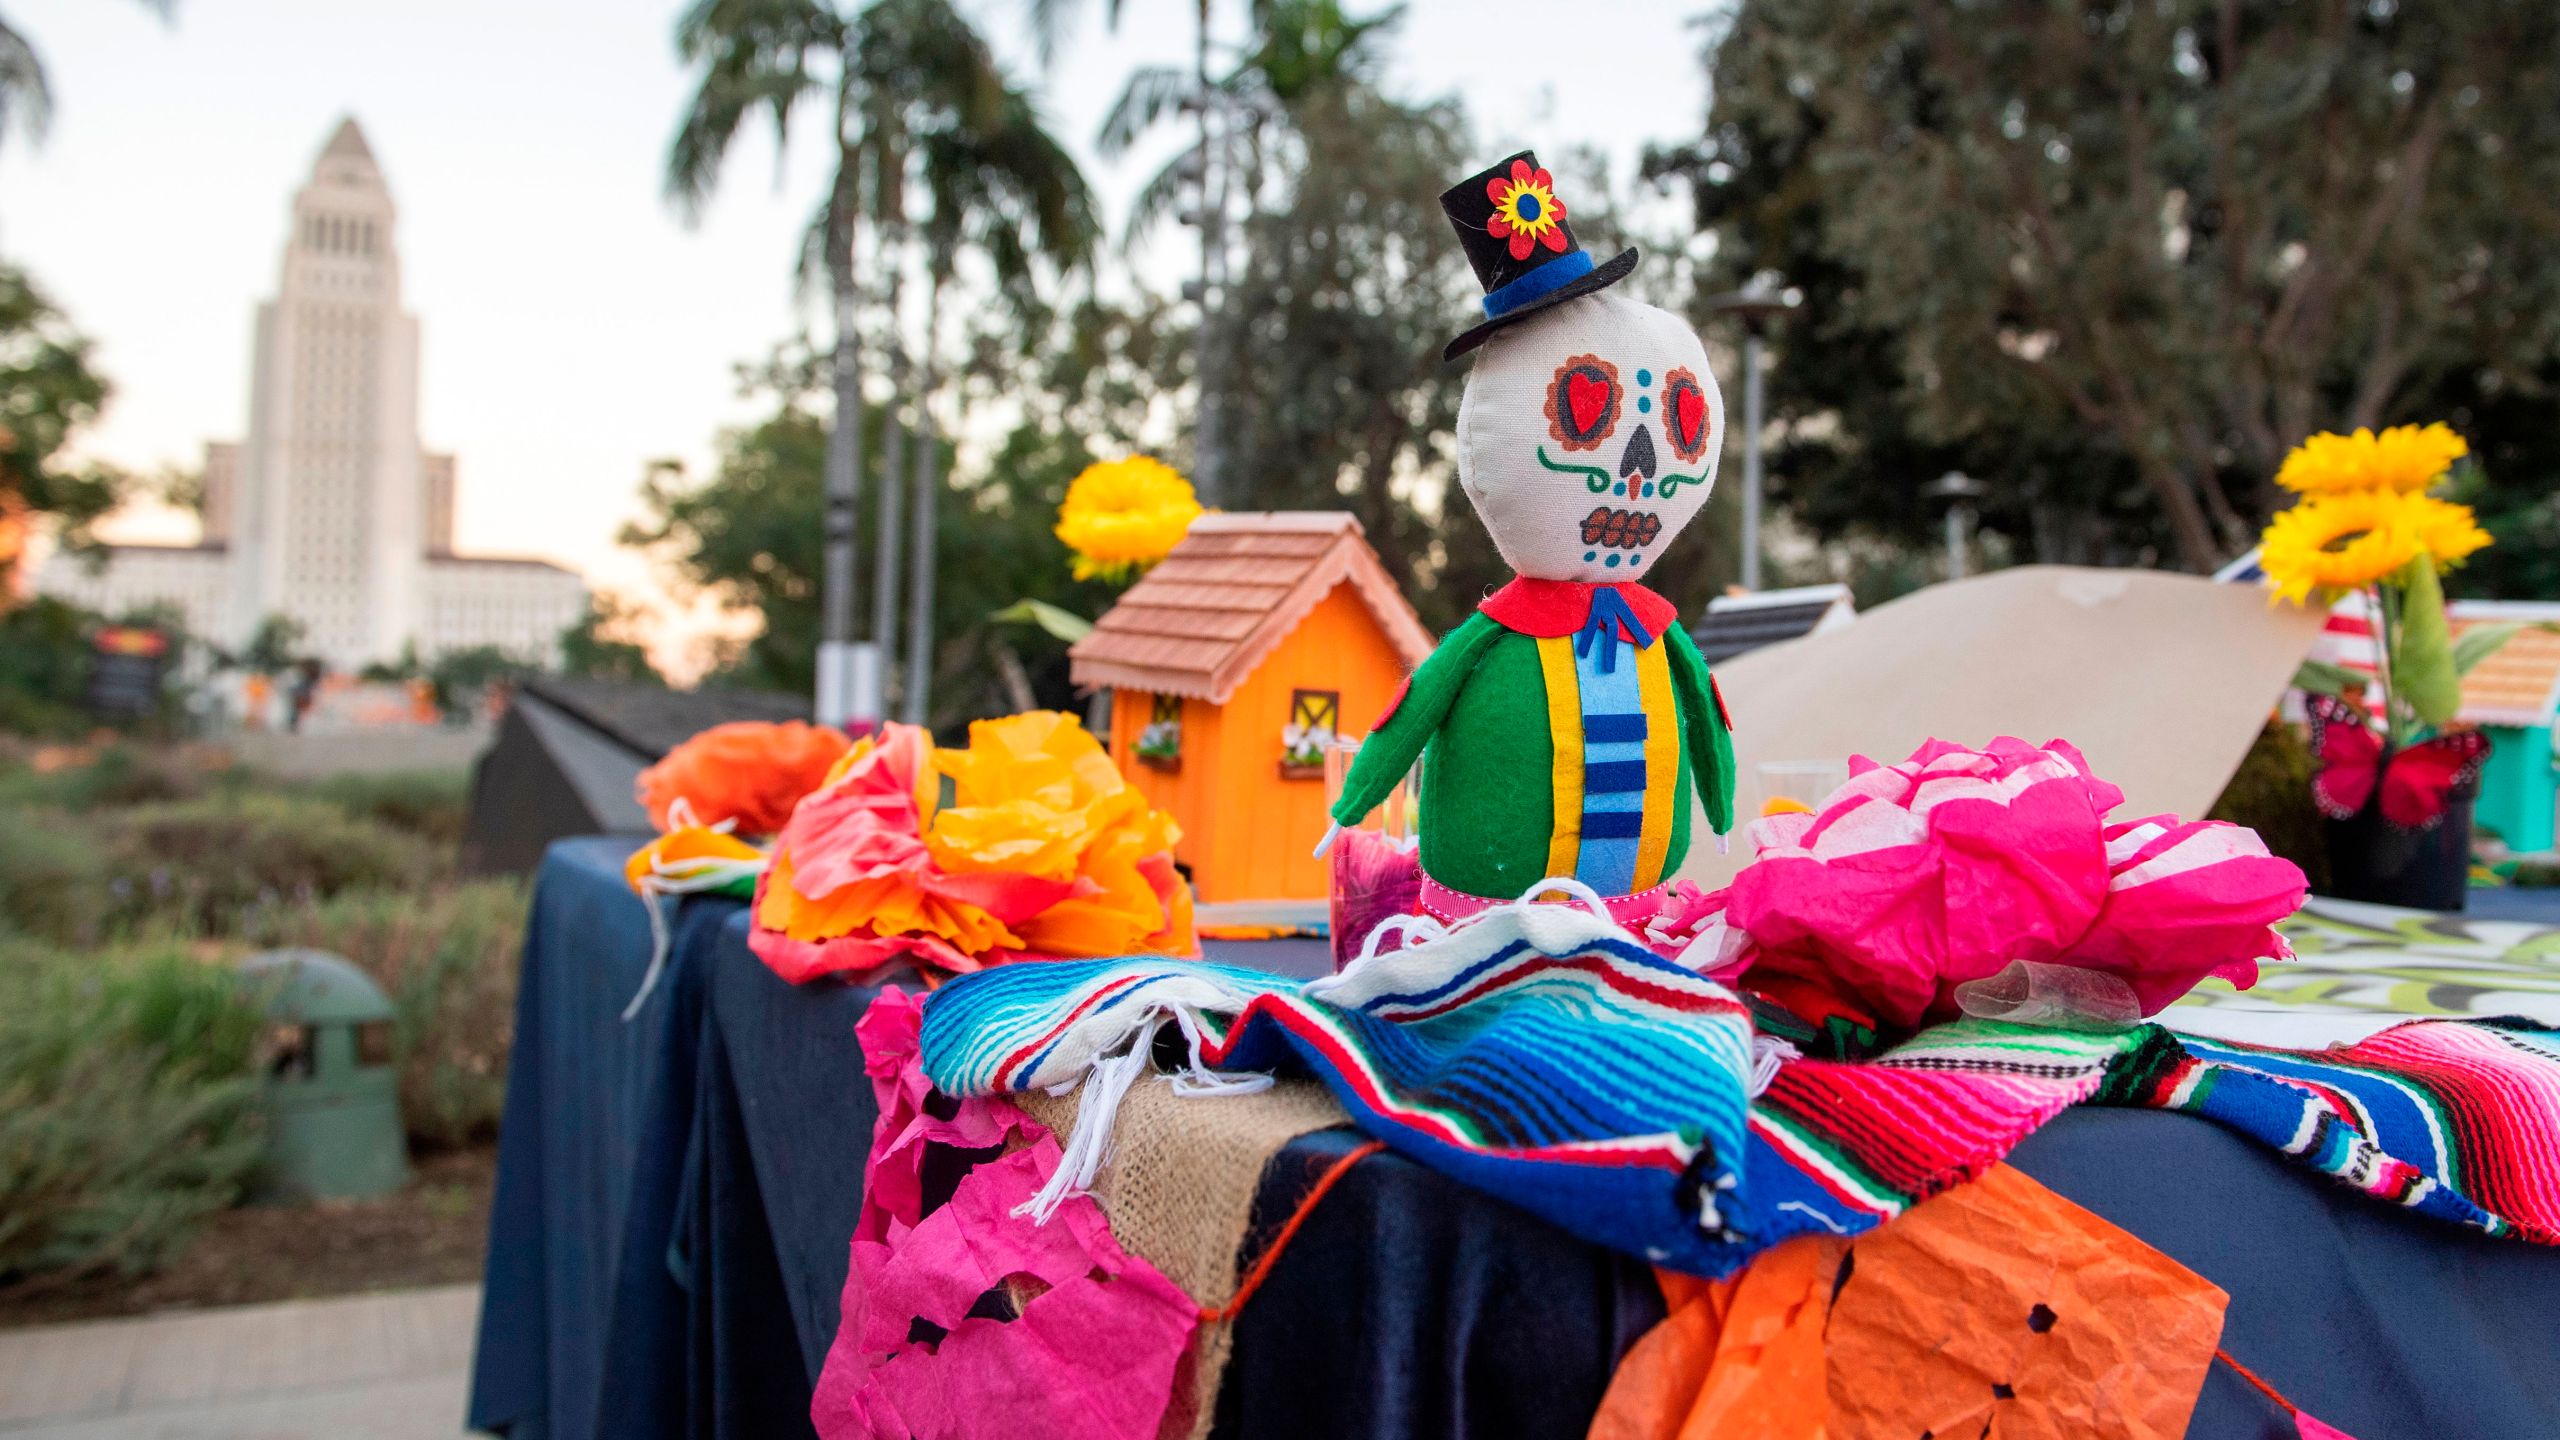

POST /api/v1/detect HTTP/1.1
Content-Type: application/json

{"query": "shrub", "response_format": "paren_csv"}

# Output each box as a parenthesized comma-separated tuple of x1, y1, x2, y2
(97, 793, 447, 937)
(0, 940, 266, 1285)
(245, 878, 527, 1149)
(296, 768, 472, 847)
(0, 809, 118, 946)
(0, 744, 222, 811)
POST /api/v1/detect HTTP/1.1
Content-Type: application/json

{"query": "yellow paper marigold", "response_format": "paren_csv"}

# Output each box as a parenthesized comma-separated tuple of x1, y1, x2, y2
(2406, 494, 2492, 570)
(2275, 424, 2469, 496)
(927, 711, 1195, 957)
(2259, 489, 2422, 606)
(1054, 456, 1202, 582)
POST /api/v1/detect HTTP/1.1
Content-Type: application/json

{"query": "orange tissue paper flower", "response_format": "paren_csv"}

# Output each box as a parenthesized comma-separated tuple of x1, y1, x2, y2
(929, 712, 1197, 959)
(751, 726, 1070, 983)
(747, 713, 1198, 984)
(637, 720, 854, 836)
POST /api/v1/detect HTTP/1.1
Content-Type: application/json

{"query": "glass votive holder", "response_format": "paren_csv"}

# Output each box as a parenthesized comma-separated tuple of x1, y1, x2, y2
(1756, 759, 1850, 817)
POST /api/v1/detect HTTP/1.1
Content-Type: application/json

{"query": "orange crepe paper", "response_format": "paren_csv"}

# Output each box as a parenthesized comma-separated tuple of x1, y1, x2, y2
(637, 720, 853, 836)
(1587, 1165, 2228, 1440)
(1825, 1164, 2227, 1440)
(624, 826, 766, 891)
(928, 712, 1198, 959)
(1590, 1235, 1843, 1440)
(750, 713, 1198, 983)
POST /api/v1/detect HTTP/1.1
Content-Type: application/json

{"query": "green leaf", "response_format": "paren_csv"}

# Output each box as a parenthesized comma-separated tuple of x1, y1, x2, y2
(988, 598, 1094, 644)
(2290, 658, 2364, 699)
(2452, 623, 2523, 680)
(2394, 553, 2463, 727)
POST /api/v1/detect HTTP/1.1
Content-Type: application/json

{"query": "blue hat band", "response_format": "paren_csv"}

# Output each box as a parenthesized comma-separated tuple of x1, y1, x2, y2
(1482, 249, 1594, 319)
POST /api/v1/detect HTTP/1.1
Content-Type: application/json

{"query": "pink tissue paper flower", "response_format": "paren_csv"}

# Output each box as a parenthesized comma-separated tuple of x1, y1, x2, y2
(812, 989, 1199, 1440)
(1723, 737, 2304, 1030)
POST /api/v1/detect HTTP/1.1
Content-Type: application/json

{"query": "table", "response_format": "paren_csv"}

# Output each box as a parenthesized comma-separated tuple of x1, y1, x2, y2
(471, 839, 2560, 1439)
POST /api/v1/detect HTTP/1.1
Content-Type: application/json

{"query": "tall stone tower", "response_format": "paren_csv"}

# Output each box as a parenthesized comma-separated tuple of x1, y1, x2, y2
(227, 118, 424, 666)
(41, 118, 587, 674)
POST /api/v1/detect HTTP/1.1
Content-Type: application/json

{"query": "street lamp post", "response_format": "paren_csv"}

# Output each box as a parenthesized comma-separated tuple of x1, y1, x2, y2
(1705, 277, 1802, 593)
(1924, 471, 1986, 582)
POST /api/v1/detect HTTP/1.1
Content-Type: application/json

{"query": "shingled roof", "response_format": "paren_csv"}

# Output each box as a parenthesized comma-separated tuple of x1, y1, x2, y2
(2453, 602, 2560, 729)
(1069, 511, 1434, 703)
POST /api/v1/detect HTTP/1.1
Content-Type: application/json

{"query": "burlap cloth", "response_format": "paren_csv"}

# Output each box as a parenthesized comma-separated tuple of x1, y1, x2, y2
(1021, 1077, 1352, 1440)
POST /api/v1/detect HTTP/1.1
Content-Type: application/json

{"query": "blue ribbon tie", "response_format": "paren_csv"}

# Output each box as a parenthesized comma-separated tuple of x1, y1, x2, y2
(1573, 588, 1656, 674)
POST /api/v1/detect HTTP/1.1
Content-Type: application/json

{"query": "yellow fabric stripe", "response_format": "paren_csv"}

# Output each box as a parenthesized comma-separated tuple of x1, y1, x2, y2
(1536, 635, 1583, 879)
(1631, 638, 1680, 890)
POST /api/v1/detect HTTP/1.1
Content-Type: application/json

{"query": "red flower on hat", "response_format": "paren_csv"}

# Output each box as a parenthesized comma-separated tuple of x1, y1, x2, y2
(1486, 158, 1569, 262)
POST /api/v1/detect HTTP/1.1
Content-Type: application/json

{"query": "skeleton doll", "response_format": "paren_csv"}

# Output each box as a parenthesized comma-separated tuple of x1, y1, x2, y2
(1327, 151, 1737, 923)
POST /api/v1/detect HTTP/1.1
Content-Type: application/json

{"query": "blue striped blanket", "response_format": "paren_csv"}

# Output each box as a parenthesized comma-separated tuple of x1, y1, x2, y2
(917, 907, 2560, 1275)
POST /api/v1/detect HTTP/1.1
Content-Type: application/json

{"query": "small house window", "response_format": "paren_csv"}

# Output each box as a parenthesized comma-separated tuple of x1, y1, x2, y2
(1281, 689, 1339, 774)
(1289, 689, 1339, 733)
(1135, 693, 1182, 770)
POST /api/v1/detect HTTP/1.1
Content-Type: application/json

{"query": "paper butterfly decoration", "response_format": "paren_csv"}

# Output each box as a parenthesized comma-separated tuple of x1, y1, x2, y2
(2304, 694, 2490, 830)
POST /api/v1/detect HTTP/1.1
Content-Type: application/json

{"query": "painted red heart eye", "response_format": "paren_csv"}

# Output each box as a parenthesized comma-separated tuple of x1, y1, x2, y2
(1545, 355, 1621, 453)
(1663, 369, 1710, 463)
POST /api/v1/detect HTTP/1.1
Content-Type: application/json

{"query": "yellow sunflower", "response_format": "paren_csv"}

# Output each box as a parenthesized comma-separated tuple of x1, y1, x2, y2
(2275, 423, 2469, 496)
(2259, 489, 2422, 606)
(2406, 494, 2493, 569)
(1054, 456, 1203, 582)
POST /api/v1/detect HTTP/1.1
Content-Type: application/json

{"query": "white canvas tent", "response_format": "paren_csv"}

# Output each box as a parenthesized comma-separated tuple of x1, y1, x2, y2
(1676, 565, 2328, 890)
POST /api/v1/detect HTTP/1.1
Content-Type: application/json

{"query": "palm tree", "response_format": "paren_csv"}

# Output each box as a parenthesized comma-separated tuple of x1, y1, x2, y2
(1097, 0, 1402, 504)
(671, 0, 1093, 725)
(853, 0, 1097, 723)
(0, 0, 175, 153)
(669, 0, 875, 723)
(903, 90, 1096, 723)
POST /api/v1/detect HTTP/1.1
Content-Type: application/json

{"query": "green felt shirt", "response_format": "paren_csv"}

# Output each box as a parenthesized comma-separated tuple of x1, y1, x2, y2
(1332, 612, 1736, 899)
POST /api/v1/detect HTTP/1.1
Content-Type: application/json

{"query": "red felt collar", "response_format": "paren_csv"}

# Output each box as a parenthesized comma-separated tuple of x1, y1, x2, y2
(1478, 578, 1679, 638)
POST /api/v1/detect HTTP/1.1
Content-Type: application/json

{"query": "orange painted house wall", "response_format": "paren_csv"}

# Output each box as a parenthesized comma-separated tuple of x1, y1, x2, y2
(1108, 583, 1414, 904)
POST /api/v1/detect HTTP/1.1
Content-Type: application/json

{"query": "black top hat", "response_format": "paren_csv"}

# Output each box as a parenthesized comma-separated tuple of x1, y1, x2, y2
(1439, 150, 1638, 360)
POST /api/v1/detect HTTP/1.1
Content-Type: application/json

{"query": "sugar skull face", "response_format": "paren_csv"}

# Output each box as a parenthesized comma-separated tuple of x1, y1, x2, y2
(1456, 292, 1724, 583)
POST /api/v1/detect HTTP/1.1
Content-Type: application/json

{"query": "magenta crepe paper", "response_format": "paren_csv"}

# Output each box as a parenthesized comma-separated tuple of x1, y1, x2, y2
(812, 989, 1198, 1440)
(1725, 737, 2305, 1029)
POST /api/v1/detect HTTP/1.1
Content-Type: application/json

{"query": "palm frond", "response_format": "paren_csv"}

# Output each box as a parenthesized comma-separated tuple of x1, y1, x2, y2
(1097, 64, 1192, 158)
(664, 0, 843, 221)
(0, 21, 52, 150)
(1121, 148, 1197, 250)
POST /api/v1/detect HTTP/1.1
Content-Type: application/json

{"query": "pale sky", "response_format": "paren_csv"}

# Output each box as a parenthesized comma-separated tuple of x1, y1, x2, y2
(2, 0, 1717, 671)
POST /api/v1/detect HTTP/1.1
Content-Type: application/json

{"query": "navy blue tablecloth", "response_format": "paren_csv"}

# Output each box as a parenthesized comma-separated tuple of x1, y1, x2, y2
(473, 839, 2560, 1440)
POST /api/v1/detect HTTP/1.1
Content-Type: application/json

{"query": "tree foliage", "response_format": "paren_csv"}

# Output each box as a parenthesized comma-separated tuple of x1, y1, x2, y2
(1655, 0, 2560, 574)
(556, 595, 664, 686)
(0, 264, 126, 587)
(624, 316, 1154, 726)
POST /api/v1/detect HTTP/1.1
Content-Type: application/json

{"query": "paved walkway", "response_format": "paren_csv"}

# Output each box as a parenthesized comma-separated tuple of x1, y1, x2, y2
(0, 1286, 478, 1439)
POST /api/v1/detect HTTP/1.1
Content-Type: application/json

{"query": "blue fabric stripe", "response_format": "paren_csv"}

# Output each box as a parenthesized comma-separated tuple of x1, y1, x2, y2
(1580, 810, 1645, 840)
(1585, 712, 1646, 743)
(1575, 645, 1646, 892)
(1583, 760, 1647, 794)
(1482, 249, 1595, 318)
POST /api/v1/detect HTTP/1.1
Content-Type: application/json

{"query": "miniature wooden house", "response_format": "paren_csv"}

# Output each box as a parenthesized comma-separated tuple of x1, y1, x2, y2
(2453, 602, 2560, 856)
(1068, 512, 1433, 905)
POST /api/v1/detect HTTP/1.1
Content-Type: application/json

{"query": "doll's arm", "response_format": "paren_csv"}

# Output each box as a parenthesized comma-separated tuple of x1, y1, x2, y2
(1665, 624, 1738, 836)
(1329, 611, 1504, 830)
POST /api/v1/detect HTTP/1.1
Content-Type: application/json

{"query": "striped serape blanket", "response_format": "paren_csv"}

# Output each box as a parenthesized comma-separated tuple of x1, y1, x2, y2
(917, 908, 2560, 1274)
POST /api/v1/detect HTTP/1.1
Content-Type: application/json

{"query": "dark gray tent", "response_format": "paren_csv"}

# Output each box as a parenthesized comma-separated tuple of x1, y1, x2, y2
(461, 677, 810, 875)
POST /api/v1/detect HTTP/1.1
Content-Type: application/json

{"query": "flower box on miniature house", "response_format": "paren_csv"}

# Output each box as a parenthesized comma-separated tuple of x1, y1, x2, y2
(1068, 512, 1434, 910)
(2452, 601, 2560, 857)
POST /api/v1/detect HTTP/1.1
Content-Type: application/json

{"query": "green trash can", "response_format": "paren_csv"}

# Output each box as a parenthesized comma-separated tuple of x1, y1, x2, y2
(239, 948, 410, 1202)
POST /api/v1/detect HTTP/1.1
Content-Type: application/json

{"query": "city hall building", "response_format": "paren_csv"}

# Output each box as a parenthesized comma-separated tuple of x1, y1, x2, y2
(40, 119, 586, 670)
